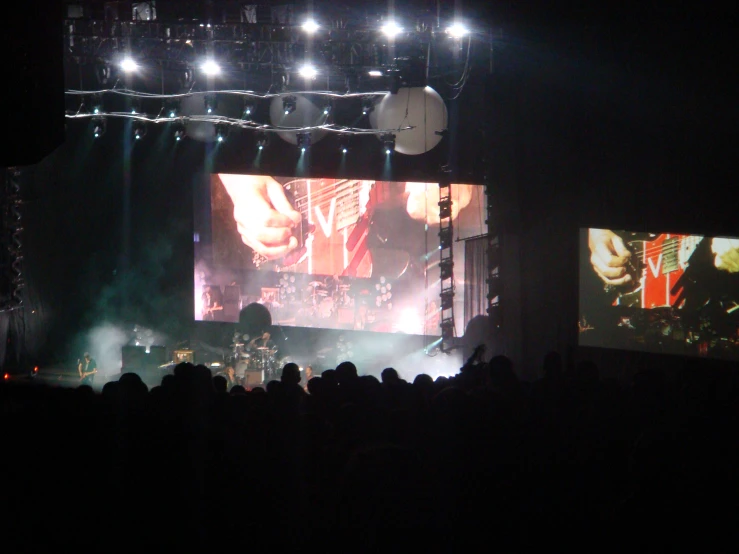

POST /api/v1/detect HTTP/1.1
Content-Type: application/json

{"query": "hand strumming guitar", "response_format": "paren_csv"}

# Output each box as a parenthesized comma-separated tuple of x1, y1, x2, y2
(588, 228, 633, 286)
(220, 174, 302, 261)
(711, 237, 739, 273)
(404, 182, 473, 225)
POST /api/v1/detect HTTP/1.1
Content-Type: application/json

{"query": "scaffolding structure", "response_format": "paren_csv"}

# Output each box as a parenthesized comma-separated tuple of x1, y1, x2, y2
(438, 181, 455, 352)
(1, 168, 24, 313)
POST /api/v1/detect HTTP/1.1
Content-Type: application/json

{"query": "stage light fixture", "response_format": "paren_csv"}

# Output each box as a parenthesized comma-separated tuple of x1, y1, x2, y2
(440, 259, 454, 280)
(438, 198, 452, 219)
(362, 97, 375, 115)
(173, 123, 186, 141)
(282, 96, 297, 115)
(120, 57, 138, 73)
(243, 104, 255, 119)
(296, 132, 311, 152)
(446, 23, 469, 38)
(92, 117, 106, 138)
(381, 133, 395, 154)
(165, 100, 180, 118)
(440, 289, 454, 310)
(439, 226, 453, 249)
(368, 70, 383, 77)
(322, 104, 332, 116)
(381, 21, 403, 38)
(215, 125, 228, 142)
(133, 123, 147, 140)
(302, 19, 319, 33)
(299, 64, 318, 79)
(201, 59, 221, 76)
(204, 94, 218, 114)
(256, 132, 268, 150)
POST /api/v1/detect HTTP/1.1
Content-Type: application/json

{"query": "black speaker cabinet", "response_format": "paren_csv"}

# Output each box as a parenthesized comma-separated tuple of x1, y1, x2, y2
(122, 345, 147, 370)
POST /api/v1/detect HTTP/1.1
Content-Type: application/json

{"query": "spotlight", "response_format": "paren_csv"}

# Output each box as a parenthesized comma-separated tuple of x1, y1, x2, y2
(296, 132, 311, 152)
(322, 104, 332, 116)
(120, 57, 138, 72)
(361, 97, 375, 115)
(173, 123, 186, 141)
(133, 123, 147, 140)
(302, 19, 319, 33)
(256, 132, 268, 150)
(165, 100, 180, 118)
(204, 94, 218, 114)
(440, 289, 454, 310)
(92, 117, 106, 138)
(446, 23, 469, 38)
(368, 70, 383, 77)
(381, 21, 403, 38)
(201, 59, 221, 76)
(339, 135, 350, 154)
(299, 64, 318, 79)
(439, 226, 453, 249)
(381, 133, 395, 154)
(438, 198, 452, 219)
(215, 124, 228, 142)
(282, 96, 297, 115)
(243, 104, 255, 119)
(440, 259, 454, 280)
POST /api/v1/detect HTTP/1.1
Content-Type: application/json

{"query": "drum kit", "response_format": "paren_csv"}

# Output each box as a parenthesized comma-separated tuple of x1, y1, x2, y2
(229, 333, 279, 384)
(305, 279, 352, 319)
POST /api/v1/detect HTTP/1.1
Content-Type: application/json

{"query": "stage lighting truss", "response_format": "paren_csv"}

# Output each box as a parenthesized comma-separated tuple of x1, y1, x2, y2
(1, 168, 24, 312)
(485, 181, 502, 326)
(438, 183, 456, 352)
(381, 133, 395, 154)
(133, 122, 147, 140)
(296, 132, 311, 152)
(282, 96, 297, 115)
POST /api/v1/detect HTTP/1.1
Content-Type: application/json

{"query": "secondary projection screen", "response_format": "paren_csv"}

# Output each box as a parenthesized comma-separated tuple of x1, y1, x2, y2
(579, 228, 739, 359)
(194, 174, 486, 335)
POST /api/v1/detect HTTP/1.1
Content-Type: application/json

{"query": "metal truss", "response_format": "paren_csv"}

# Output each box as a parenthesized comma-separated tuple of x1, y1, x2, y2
(63, 15, 488, 92)
(485, 181, 502, 329)
(0, 168, 24, 313)
(438, 182, 455, 352)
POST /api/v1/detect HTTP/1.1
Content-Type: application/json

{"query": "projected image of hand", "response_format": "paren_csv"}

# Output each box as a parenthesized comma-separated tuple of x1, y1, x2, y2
(220, 174, 301, 260)
(588, 228, 632, 285)
(711, 237, 739, 273)
(405, 182, 473, 224)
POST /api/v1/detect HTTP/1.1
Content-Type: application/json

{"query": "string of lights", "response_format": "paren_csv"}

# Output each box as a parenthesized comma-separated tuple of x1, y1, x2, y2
(65, 88, 415, 136)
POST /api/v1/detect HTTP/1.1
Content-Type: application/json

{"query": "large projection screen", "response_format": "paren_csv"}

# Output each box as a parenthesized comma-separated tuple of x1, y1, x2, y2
(579, 228, 739, 359)
(194, 175, 486, 336)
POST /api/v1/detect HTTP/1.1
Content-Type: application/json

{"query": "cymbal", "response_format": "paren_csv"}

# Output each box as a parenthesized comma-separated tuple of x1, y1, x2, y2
(308, 281, 323, 287)
(231, 342, 244, 347)
(256, 346, 271, 350)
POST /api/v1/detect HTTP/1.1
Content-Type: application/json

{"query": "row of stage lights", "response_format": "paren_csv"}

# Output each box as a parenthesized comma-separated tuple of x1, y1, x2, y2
(114, 18, 470, 79)
(90, 117, 398, 154)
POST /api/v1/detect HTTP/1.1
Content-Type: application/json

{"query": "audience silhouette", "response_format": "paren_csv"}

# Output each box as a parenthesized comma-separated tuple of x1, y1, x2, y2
(2, 352, 738, 551)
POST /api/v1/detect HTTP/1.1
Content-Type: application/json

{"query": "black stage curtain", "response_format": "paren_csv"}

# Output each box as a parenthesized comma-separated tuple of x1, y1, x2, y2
(464, 237, 487, 330)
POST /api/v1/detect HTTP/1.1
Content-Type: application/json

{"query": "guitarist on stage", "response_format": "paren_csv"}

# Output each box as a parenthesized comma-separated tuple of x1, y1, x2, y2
(78, 353, 97, 386)
(202, 285, 223, 321)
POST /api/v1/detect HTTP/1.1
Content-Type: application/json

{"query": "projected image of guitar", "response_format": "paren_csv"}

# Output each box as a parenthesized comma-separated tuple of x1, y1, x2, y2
(252, 179, 416, 280)
(608, 233, 704, 308)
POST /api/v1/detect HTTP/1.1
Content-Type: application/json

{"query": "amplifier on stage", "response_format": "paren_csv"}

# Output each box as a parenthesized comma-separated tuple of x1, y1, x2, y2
(244, 370, 264, 387)
(173, 349, 194, 364)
